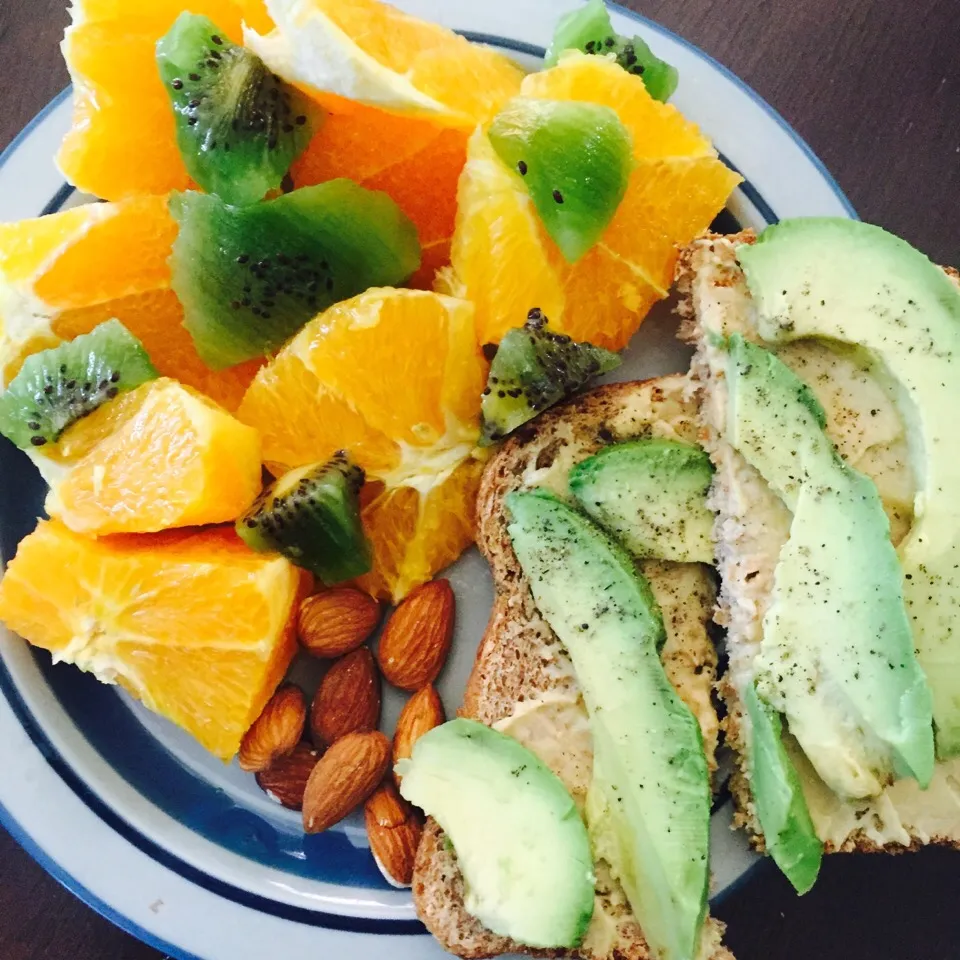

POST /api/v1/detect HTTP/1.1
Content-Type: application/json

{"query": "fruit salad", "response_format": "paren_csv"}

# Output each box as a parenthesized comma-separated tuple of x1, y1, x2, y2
(0, 0, 738, 882)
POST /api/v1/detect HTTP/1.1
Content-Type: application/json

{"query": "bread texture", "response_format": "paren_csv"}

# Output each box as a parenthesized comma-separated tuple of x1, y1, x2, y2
(411, 378, 733, 960)
(676, 231, 960, 856)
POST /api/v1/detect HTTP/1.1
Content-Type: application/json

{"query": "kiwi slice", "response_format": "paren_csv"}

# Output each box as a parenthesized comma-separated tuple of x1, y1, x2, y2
(480, 309, 620, 445)
(488, 97, 632, 263)
(237, 453, 373, 585)
(545, 0, 679, 102)
(170, 181, 421, 369)
(0, 320, 158, 450)
(157, 12, 320, 206)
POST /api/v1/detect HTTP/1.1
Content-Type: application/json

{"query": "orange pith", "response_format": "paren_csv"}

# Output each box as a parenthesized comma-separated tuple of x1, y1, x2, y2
(444, 53, 742, 350)
(0, 521, 302, 760)
(0, 198, 260, 410)
(238, 287, 486, 600)
(44, 378, 263, 536)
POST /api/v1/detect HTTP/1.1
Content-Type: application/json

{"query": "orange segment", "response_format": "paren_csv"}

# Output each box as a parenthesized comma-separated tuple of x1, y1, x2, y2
(58, 0, 253, 200)
(440, 130, 565, 344)
(0, 521, 302, 760)
(357, 456, 485, 600)
(444, 54, 741, 349)
(238, 354, 401, 476)
(0, 199, 259, 410)
(44, 378, 263, 536)
(238, 288, 486, 600)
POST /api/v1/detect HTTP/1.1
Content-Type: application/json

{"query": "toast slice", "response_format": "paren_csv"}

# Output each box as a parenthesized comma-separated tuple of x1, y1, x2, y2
(676, 231, 960, 854)
(412, 377, 733, 960)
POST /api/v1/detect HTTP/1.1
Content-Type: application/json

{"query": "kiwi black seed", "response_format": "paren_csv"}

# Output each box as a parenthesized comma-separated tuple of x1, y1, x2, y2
(157, 12, 320, 206)
(236, 453, 373, 585)
(478, 313, 621, 445)
(0, 320, 158, 451)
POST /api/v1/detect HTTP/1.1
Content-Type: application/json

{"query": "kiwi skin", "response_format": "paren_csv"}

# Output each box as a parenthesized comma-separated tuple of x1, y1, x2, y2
(157, 12, 320, 206)
(237, 452, 373, 585)
(479, 309, 621, 445)
(0, 319, 158, 451)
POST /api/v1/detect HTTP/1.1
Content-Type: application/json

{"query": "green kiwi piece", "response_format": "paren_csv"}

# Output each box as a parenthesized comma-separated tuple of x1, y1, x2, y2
(170, 181, 421, 369)
(488, 97, 632, 263)
(157, 12, 320, 206)
(237, 453, 373, 585)
(0, 320, 158, 450)
(545, 0, 679, 102)
(480, 309, 621, 445)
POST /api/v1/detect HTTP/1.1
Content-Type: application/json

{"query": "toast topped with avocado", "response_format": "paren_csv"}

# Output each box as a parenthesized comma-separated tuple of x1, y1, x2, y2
(406, 377, 733, 960)
(677, 223, 960, 892)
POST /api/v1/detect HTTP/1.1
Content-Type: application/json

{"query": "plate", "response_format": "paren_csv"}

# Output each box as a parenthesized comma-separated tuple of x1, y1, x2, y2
(0, 1, 856, 957)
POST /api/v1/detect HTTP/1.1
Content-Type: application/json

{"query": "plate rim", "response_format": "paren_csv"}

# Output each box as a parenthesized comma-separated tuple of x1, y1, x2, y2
(0, 7, 855, 958)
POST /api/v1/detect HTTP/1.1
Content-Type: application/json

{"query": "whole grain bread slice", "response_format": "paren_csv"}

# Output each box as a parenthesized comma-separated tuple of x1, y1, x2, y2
(411, 377, 733, 960)
(676, 230, 960, 856)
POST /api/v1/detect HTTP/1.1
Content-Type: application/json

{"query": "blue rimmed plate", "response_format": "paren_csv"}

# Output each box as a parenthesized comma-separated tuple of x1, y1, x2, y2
(0, 1, 855, 957)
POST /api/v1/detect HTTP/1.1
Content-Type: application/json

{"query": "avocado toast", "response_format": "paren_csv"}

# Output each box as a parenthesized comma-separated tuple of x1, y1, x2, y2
(677, 225, 960, 880)
(410, 377, 732, 960)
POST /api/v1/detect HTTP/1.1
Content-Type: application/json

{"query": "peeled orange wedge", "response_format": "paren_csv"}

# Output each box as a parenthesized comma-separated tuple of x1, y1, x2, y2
(441, 52, 742, 349)
(41, 378, 263, 536)
(0, 521, 303, 760)
(238, 287, 486, 600)
(0, 198, 261, 410)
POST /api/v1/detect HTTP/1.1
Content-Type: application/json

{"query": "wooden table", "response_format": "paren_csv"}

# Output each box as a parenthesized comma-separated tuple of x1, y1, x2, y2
(1, 1, 959, 958)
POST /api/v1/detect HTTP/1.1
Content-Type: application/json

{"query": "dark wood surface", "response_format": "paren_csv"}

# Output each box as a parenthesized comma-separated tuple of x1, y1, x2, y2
(1, 1, 959, 958)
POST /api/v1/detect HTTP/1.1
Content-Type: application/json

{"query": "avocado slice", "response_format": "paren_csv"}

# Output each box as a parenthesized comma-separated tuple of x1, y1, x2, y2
(738, 218, 960, 757)
(507, 489, 710, 960)
(742, 681, 823, 893)
(397, 718, 594, 950)
(569, 439, 715, 562)
(726, 334, 934, 799)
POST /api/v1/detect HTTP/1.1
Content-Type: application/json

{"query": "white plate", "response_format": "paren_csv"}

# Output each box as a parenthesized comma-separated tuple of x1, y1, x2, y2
(0, 2, 855, 957)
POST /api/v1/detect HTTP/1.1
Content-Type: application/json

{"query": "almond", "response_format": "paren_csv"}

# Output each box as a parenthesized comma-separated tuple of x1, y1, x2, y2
(393, 684, 445, 786)
(238, 684, 306, 773)
(298, 587, 381, 659)
(311, 647, 381, 749)
(303, 730, 391, 833)
(365, 779, 423, 888)
(377, 579, 454, 691)
(255, 742, 321, 810)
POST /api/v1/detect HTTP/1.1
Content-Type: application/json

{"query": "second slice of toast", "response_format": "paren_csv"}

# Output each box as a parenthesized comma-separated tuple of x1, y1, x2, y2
(412, 377, 733, 960)
(677, 230, 960, 856)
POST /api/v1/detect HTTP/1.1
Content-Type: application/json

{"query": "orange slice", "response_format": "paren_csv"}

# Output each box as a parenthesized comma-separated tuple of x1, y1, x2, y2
(0, 198, 261, 410)
(441, 52, 742, 349)
(238, 287, 486, 600)
(0, 521, 302, 760)
(41, 378, 262, 536)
